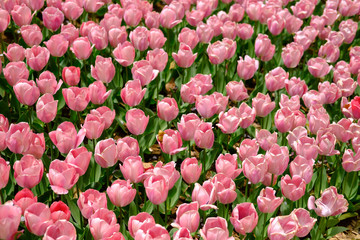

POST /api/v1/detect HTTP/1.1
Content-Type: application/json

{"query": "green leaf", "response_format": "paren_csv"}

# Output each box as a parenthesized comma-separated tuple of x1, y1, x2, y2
(342, 171, 359, 200)
(64, 194, 81, 225)
(326, 226, 348, 239)
(169, 177, 183, 209)
(142, 200, 154, 214)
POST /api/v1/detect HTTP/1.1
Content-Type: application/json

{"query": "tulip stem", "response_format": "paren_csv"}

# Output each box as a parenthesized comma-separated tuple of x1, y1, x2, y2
(315, 217, 327, 240)
(56, 57, 61, 78)
(0, 189, 4, 204)
(165, 198, 168, 225)
(118, 206, 122, 226)
(188, 141, 192, 158)
(262, 213, 268, 238)
(244, 179, 248, 200)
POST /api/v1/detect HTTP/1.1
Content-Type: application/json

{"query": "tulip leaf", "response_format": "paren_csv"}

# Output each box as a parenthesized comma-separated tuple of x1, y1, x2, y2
(342, 171, 359, 200)
(64, 194, 81, 226)
(326, 226, 348, 239)
(169, 177, 183, 209)
(314, 166, 327, 198)
(142, 200, 154, 214)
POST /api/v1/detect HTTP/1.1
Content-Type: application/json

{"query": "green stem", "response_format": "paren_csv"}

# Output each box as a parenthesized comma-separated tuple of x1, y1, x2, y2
(118, 206, 122, 226)
(315, 217, 327, 240)
(165, 198, 168, 225)
(263, 213, 268, 238)
(57, 57, 61, 78)
(188, 141, 192, 158)
(106, 167, 110, 187)
(0, 189, 4, 204)
(156, 76, 160, 101)
(245, 179, 248, 199)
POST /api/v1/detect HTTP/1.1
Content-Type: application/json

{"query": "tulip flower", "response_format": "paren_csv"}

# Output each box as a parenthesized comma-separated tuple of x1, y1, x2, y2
(77, 189, 108, 219)
(24, 202, 53, 236)
(62, 87, 90, 111)
(281, 175, 306, 201)
(257, 187, 283, 213)
(13, 188, 38, 215)
(172, 43, 197, 68)
(62, 66, 80, 86)
(65, 147, 92, 176)
(157, 98, 179, 122)
(71, 37, 93, 60)
(43, 220, 76, 240)
(230, 203, 258, 236)
(200, 217, 235, 240)
(172, 202, 200, 233)
(42, 7, 64, 31)
(50, 201, 71, 222)
(4, 43, 25, 62)
(6, 122, 32, 154)
(14, 154, 44, 189)
(107, 179, 136, 207)
(36, 93, 58, 123)
(144, 175, 169, 205)
(13, 80, 40, 106)
(94, 139, 118, 168)
(291, 208, 316, 237)
(125, 109, 149, 135)
(267, 215, 298, 240)
(36, 71, 62, 95)
(89, 208, 120, 240)
(20, 24, 42, 47)
(128, 212, 156, 238)
(49, 122, 86, 154)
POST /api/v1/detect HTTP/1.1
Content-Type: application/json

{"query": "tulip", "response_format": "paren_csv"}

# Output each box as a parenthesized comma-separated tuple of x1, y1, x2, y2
(171, 202, 200, 233)
(230, 203, 258, 236)
(318, 42, 340, 63)
(71, 37, 93, 60)
(13, 154, 44, 189)
(62, 87, 90, 111)
(107, 179, 136, 207)
(180, 81, 201, 104)
(103, 232, 125, 240)
(267, 215, 298, 240)
(237, 139, 259, 161)
(302, 90, 326, 109)
(291, 208, 316, 238)
(146, 48, 168, 72)
(290, 155, 314, 184)
(327, 31, 345, 47)
(194, 122, 214, 149)
(144, 175, 169, 205)
(237, 102, 256, 128)
(125, 109, 149, 135)
(195, 95, 219, 119)
(192, 182, 217, 211)
(191, 74, 213, 94)
(281, 175, 306, 201)
(196, 23, 214, 43)
(0, 205, 21, 239)
(62, 0, 84, 20)
(84, 0, 104, 13)
(128, 212, 155, 238)
(212, 173, 237, 204)
(285, 77, 308, 97)
(20, 24, 43, 47)
(117, 137, 140, 162)
(308, 186, 348, 217)
(36, 71, 62, 95)
(0, 157, 10, 189)
(0, 9, 10, 33)
(236, 23, 254, 40)
(44, 34, 69, 57)
(24, 202, 53, 236)
(252, 93, 275, 117)
(140, 161, 180, 189)
(172, 43, 197, 68)
(120, 156, 144, 183)
(89, 208, 120, 240)
(0, 115, 8, 152)
(134, 224, 170, 240)
(94, 138, 118, 168)
(61, 23, 79, 44)
(50, 201, 71, 222)
(226, 81, 248, 102)
(13, 188, 38, 215)
(265, 67, 288, 92)
(207, 15, 223, 36)
(207, 41, 227, 65)
(173, 228, 193, 240)
(318, 82, 341, 104)
(351, 96, 360, 119)
(3, 61, 29, 86)
(43, 220, 76, 240)
(186, 10, 205, 27)
(229, 4, 244, 22)
(65, 147, 92, 176)
(180, 157, 202, 184)
(130, 27, 149, 51)
(49, 121, 86, 154)
(145, 12, 160, 29)
(25, 46, 50, 71)
(123, 7, 142, 27)
(77, 189, 107, 219)
(13, 80, 40, 106)
(339, 19, 358, 44)
(47, 160, 79, 195)
(307, 57, 332, 78)
(213, 92, 229, 114)
(157, 98, 179, 122)
(6, 122, 32, 154)
(89, 81, 111, 105)
(11, 4, 32, 27)
(42, 7, 64, 31)
(131, 60, 159, 86)
(316, 130, 340, 156)
(200, 217, 235, 240)
(91, 56, 116, 84)
(108, 27, 128, 47)
(257, 187, 283, 213)
(265, 144, 289, 176)
(36, 94, 57, 123)
(22, 132, 45, 159)
(177, 114, 201, 141)
(160, 6, 181, 29)
(282, 42, 304, 68)
(4, 43, 25, 62)
(308, 106, 330, 134)
(256, 130, 277, 151)
(267, 14, 285, 36)
(178, 27, 199, 50)
(90, 106, 115, 130)
(255, 34, 275, 61)
(338, 0, 360, 16)
(217, 108, 241, 134)
(157, 129, 186, 155)
(88, 25, 108, 50)
(236, 55, 259, 80)
(243, 155, 268, 184)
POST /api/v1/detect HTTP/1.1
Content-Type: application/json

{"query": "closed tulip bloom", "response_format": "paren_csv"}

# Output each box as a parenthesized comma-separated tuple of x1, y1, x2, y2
(83, 113, 105, 139)
(0, 157, 10, 189)
(351, 96, 360, 119)
(200, 217, 235, 240)
(0, 205, 22, 240)
(62, 0, 84, 20)
(13, 80, 40, 106)
(318, 42, 340, 63)
(145, 12, 160, 29)
(123, 7, 142, 27)
(285, 77, 308, 97)
(144, 175, 169, 205)
(11, 4, 32, 27)
(157, 129, 186, 155)
(226, 81, 248, 102)
(91, 56, 115, 84)
(181, 157, 202, 184)
(267, 14, 285, 36)
(89, 208, 120, 240)
(77, 189, 107, 219)
(236, 102, 256, 128)
(146, 48, 168, 72)
(230, 203, 258, 236)
(212, 173, 238, 204)
(172, 202, 200, 233)
(236, 23, 254, 40)
(191, 74, 213, 95)
(207, 41, 227, 65)
(265, 144, 289, 175)
(308, 186, 348, 217)
(25, 46, 50, 71)
(160, 6, 181, 29)
(44, 34, 69, 57)
(338, 0, 360, 16)
(252, 93, 275, 117)
(23, 132, 45, 159)
(126, 109, 149, 135)
(42, 7, 64, 31)
(128, 212, 156, 238)
(255, 34, 275, 61)
(173, 228, 193, 240)
(50, 201, 71, 222)
(186, 10, 205, 27)
(6, 122, 32, 154)
(24, 203, 53, 236)
(177, 114, 201, 141)
(194, 122, 214, 149)
(243, 154, 268, 184)
(290, 208, 316, 238)
(20, 24, 42, 47)
(207, 15, 223, 36)
(121, 80, 146, 107)
(316, 130, 339, 156)
(282, 42, 304, 68)
(290, 156, 314, 184)
(49, 121, 86, 154)
(108, 27, 128, 48)
(129, 27, 149, 51)
(132, 60, 159, 86)
(84, 0, 104, 13)
(257, 187, 283, 213)
(134, 224, 170, 240)
(94, 138, 118, 168)
(89, 81, 111, 105)
(116, 137, 139, 162)
(13, 154, 44, 189)
(217, 108, 241, 134)
(13, 188, 38, 215)
(90, 106, 115, 130)
(47, 160, 79, 195)
(267, 215, 298, 240)
(0, 9, 10, 33)
(107, 179, 136, 207)
(342, 149, 360, 172)
(36, 93, 58, 123)
(43, 220, 76, 240)
(178, 27, 199, 50)
(180, 81, 201, 104)
(172, 43, 197, 68)
(195, 95, 219, 119)
(61, 23, 79, 44)
(120, 156, 144, 183)
(36, 71, 62, 95)
(71, 37, 93, 60)
(256, 130, 277, 151)
(62, 87, 90, 111)
(237, 139, 259, 161)
(0, 116, 8, 152)
(65, 147, 92, 176)
(281, 175, 306, 201)
(4, 43, 25, 62)
(265, 67, 288, 92)
(339, 19, 358, 44)
(237, 55, 259, 80)
(157, 98, 179, 121)
(88, 25, 108, 50)
(307, 57, 332, 78)
(3, 61, 29, 86)
(196, 23, 214, 43)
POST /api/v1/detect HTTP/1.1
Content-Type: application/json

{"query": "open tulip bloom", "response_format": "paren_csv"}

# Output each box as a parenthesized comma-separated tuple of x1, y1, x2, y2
(0, 0, 360, 239)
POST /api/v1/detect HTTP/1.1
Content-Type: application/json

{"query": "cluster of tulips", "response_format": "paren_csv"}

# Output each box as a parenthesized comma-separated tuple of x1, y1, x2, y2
(0, 0, 360, 239)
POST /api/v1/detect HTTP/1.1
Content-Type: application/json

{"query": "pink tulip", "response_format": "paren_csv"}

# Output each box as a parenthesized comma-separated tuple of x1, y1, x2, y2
(217, 108, 241, 134)
(265, 144, 289, 176)
(291, 208, 316, 238)
(71, 37, 93, 60)
(0, 9, 10, 33)
(157, 98, 179, 122)
(282, 42, 304, 68)
(6, 122, 32, 154)
(160, 6, 181, 29)
(308, 186, 348, 217)
(265, 67, 288, 92)
(84, 0, 104, 13)
(267, 14, 285, 36)
(236, 23, 254, 40)
(194, 122, 214, 149)
(307, 57, 332, 78)
(140, 161, 180, 189)
(256, 130, 277, 151)
(4, 43, 25, 62)
(318, 82, 341, 104)
(125, 109, 149, 135)
(316, 130, 339, 156)
(173, 228, 193, 240)
(91, 56, 115, 84)
(89, 81, 111, 105)
(20, 24, 42, 47)
(123, 7, 142, 27)
(50, 201, 71, 222)
(42, 7, 64, 31)
(77, 189, 107, 219)
(47, 160, 79, 195)
(172, 202, 200, 233)
(285, 77, 308, 97)
(339, 19, 357, 44)
(89, 208, 120, 240)
(134, 224, 170, 240)
(200, 217, 235, 240)
(191, 181, 217, 211)
(257, 187, 283, 213)
(3, 61, 29, 86)
(120, 156, 144, 183)
(230, 203, 258, 235)
(107, 179, 136, 207)
(13, 154, 43, 189)
(229, 4, 244, 22)
(44, 34, 69, 57)
(186, 10, 205, 27)
(88, 25, 108, 50)
(25, 46, 50, 71)
(36, 94, 57, 123)
(0, 157, 10, 189)
(43, 220, 76, 240)
(195, 95, 219, 119)
(181, 157, 202, 184)
(83, 113, 105, 139)
(196, 23, 214, 43)
(120, 80, 146, 107)
(207, 41, 227, 65)
(144, 175, 169, 205)
(281, 175, 306, 201)
(308, 106, 330, 134)
(290, 155, 314, 184)
(236, 55, 259, 80)
(94, 138, 118, 168)
(145, 12, 160, 29)
(178, 27, 199, 49)
(342, 149, 360, 172)
(62, 0, 84, 20)
(243, 154, 268, 184)
(132, 60, 159, 86)
(23, 132, 45, 159)
(255, 34, 275, 61)
(13, 80, 40, 106)
(13, 188, 38, 215)
(267, 215, 298, 240)
(172, 43, 197, 68)
(36, 71, 62, 95)
(116, 137, 139, 163)
(191, 74, 213, 95)
(291, 0, 315, 18)
(157, 129, 186, 155)
(0, 205, 21, 239)
(146, 48, 168, 72)
(252, 93, 275, 117)
(130, 27, 149, 51)
(108, 27, 128, 48)
(90, 106, 115, 130)
(128, 212, 155, 238)
(302, 90, 326, 109)
(207, 15, 223, 36)
(338, 0, 360, 16)
(0, 115, 8, 152)
(237, 139, 259, 161)
(327, 31, 345, 47)
(61, 23, 79, 44)
(177, 114, 201, 141)
(225, 81, 248, 102)
(318, 42, 340, 63)
(211, 173, 237, 204)
(24, 202, 53, 236)
(62, 87, 90, 111)
(236, 102, 256, 128)
(65, 147, 91, 176)
(11, 4, 32, 27)
(49, 121, 86, 154)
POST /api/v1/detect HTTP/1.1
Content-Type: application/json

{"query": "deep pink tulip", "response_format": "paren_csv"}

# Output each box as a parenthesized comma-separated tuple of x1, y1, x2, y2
(91, 56, 115, 84)
(25, 46, 50, 71)
(237, 55, 259, 80)
(157, 98, 179, 122)
(43, 220, 76, 240)
(132, 60, 159, 86)
(196, 23, 214, 43)
(0, 9, 10, 33)
(90, 106, 115, 130)
(172, 43, 197, 68)
(94, 138, 118, 168)
(146, 48, 168, 72)
(77, 189, 107, 219)
(13, 188, 38, 215)
(89, 208, 120, 240)
(265, 144, 289, 176)
(120, 156, 144, 183)
(172, 202, 200, 233)
(24, 203, 53, 236)
(267, 215, 298, 240)
(70, 37, 93, 60)
(157, 129, 186, 155)
(230, 203, 258, 235)
(89, 81, 111, 105)
(0, 157, 10, 189)
(125, 109, 149, 135)
(291, 208, 316, 238)
(3, 61, 29, 86)
(4, 43, 25, 62)
(62, 87, 90, 111)
(200, 217, 235, 240)
(11, 4, 32, 27)
(144, 175, 169, 205)
(65, 147, 92, 176)
(243, 154, 268, 184)
(181, 157, 202, 184)
(62, 66, 80, 86)
(49, 121, 86, 154)
(6, 122, 32, 154)
(36, 71, 62, 95)
(20, 24, 42, 47)
(123, 7, 142, 27)
(44, 34, 69, 57)
(252, 93, 275, 117)
(13, 80, 40, 106)
(145, 11, 160, 29)
(160, 6, 181, 29)
(257, 187, 283, 213)
(282, 42, 304, 68)
(255, 34, 275, 61)
(194, 122, 214, 149)
(237, 139, 259, 161)
(108, 27, 128, 47)
(62, 0, 84, 20)
(128, 212, 155, 238)
(290, 155, 314, 184)
(107, 179, 136, 207)
(281, 175, 306, 201)
(14, 154, 43, 189)
(265, 67, 288, 92)
(130, 27, 149, 51)
(50, 201, 71, 222)
(308, 186, 348, 217)
(42, 7, 64, 31)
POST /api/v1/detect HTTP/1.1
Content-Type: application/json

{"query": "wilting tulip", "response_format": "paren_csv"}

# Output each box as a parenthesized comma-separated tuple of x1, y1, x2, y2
(281, 175, 306, 201)
(172, 43, 197, 68)
(267, 215, 298, 240)
(157, 129, 186, 155)
(71, 37, 93, 60)
(157, 98, 179, 122)
(90, 106, 115, 130)
(65, 147, 91, 176)
(36, 71, 62, 95)
(42, 7, 64, 32)
(13, 80, 40, 106)
(14, 155, 44, 189)
(4, 43, 25, 62)
(89, 208, 120, 240)
(120, 156, 144, 183)
(243, 155, 268, 184)
(230, 203, 258, 236)
(24, 202, 53, 236)
(128, 212, 156, 238)
(50, 201, 71, 222)
(107, 179, 136, 207)
(200, 217, 234, 240)
(172, 202, 200, 233)
(6, 122, 32, 154)
(308, 186, 348, 217)
(194, 122, 214, 149)
(25, 46, 50, 71)
(255, 34, 275, 61)
(91, 56, 116, 84)
(144, 175, 169, 205)
(77, 189, 107, 219)
(43, 220, 76, 240)
(49, 121, 86, 154)
(291, 208, 316, 238)
(44, 34, 69, 57)
(13, 188, 38, 215)
(257, 187, 283, 213)
(62, 87, 90, 111)
(11, 4, 32, 27)
(20, 24, 43, 47)
(94, 138, 118, 168)
(126, 109, 149, 135)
